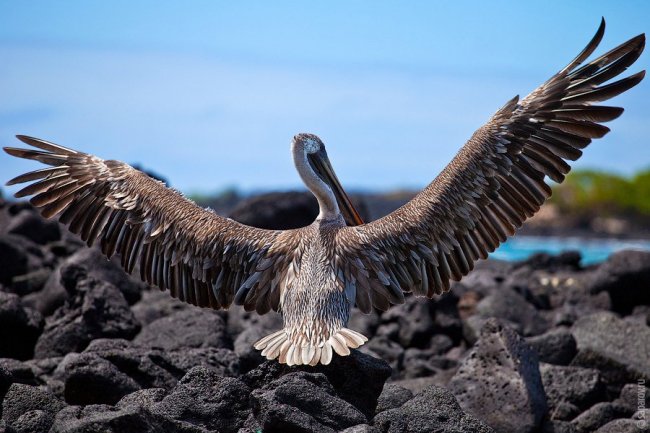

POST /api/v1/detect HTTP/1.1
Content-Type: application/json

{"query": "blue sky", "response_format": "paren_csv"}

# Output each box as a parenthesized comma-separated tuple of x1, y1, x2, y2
(1, 1, 648, 196)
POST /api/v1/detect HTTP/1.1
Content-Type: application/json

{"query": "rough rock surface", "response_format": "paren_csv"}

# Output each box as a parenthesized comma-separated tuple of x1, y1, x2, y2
(1, 197, 649, 431)
(449, 319, 548, 433)
(571, 312, 650, 383)
(373, 385, 494, 432)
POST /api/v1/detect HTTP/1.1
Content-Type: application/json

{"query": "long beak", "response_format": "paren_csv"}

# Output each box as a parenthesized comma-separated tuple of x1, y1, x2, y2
(308, 153, 365, 226)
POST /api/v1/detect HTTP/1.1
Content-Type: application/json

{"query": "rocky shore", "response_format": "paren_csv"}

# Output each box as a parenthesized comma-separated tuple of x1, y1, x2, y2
(0, 195, 649, 433)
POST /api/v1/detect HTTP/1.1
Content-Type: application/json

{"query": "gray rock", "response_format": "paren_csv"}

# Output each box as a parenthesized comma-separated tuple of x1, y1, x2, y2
(381, 297, 436, 348)
(587, 250, 650, 314)
(0, 235, 40, 286)
(9, 269, 51, 297)
(373, 385, 494, 433)
(37, 248, 145, 315)
(615, 382, 650, 413)
(130, 289, 189, 326)
(134, 309, 230, 351)
(0, 292, 44, 360)
(541, 419, 578, 433)
(594, 418, 647, 433)
(9, 409, 53, 433)
(474, 287, 550, 336)
(339, 425, 381, 433)
(252, 371, 366, 433)
(571, 312, 650, 383)
(150, 366, 251, 433)
(571, 402, 632, 433)
(540, 364, 605, 420)
(1, 383, 66, 430)
(7, 209, 60, 245)
(50, 404, 206, 433)
(527, 328, 577, 365)
(376, 384, 413, 414)
(449, 319, 548, 433)
(245, 349, 391, 420)
(34, 265, 140, 358)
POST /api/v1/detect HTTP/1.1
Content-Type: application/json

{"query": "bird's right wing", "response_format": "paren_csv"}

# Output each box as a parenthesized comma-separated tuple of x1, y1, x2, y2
(335, 20, 645, 313)
(4, 137, 302, 314)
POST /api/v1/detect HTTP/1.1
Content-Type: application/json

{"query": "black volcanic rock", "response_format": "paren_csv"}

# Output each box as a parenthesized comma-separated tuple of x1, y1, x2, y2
(50, 404, 205, 433)
(571, 312, 650, 384)
(540, 364, 605, 420)
(474, 286, 550, 336)
(134, 309, 230, 351)
(375, 384, 413, 414)
(0, 292, 44, 360)
(373, 385, 494, 433)
(571, 402, 632, 433)
(34, 248, 145, 315)
(252, 371, 366, 432)
(6, 209, 61, 245)
(449, 319, 548, 433)
(244, 349, 391, 420)
(1, 383, 66, 431)
(229, 191, 369, 230)
(144, 366, 251, 433)
(526, 328, 578, 365)
(34, 265, 140, 359)
(587, 250, 650, 314)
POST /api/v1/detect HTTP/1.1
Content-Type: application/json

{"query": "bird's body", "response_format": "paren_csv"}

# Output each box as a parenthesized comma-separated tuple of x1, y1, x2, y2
(3, 20, 645, 366)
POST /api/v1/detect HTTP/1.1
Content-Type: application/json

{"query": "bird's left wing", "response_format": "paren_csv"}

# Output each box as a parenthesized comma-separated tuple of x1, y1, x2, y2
(4, 136, 302, 314)
(335, 20, 645, 313)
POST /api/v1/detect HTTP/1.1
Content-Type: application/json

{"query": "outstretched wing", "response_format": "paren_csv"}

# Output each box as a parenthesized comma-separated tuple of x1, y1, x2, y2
(4, 137, 301, 314)
(336, 19, 645, 313)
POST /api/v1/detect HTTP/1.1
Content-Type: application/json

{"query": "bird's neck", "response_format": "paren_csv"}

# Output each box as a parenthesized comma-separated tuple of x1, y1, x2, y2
(292, 148, 340, 220)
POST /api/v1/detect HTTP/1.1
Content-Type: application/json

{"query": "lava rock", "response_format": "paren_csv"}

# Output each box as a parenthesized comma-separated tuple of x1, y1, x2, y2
(381, 297, 436, 348)
(571, 402, 632, 433)
(540, 364, 605, 420)
(449, 319, 548, 433)
(614, 382, 650, 413)
(373, 385, 494, 433)
(375, 384, 413, 414)
(0, 235, 40, 286)
(34, 266, 140, 359)
(252, 371, 366, 432)
(527, 328, 577, 365)
(7, 209, 61, 245)
(541, 419, 578, 433)
(571, 312, 650, 384)
(474, 287, 550, 337)
(50, 404, 205, 433)
(56, 339, 176, 405)
(1, 383, 66, 431)
(594, 417, 647, 433)
(245, 349, 391, 420)
(9, 269, 51, 297)
(229, 191, 368, 230)
(134, 309, 230, 351)
(130, 289, 189, 326)
(9, 409, 54, 433)
(0, 292, 44, 360)
(587, 250, 650, 314)
(37, 248, 145, 315)
(149, 366, 251, 433)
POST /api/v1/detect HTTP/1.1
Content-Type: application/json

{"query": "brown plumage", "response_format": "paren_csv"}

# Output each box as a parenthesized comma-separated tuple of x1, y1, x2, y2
(3, 19, 645, 366)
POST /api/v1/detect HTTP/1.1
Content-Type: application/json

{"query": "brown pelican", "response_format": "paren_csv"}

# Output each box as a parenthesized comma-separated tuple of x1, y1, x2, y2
(3, 20, 645, 366)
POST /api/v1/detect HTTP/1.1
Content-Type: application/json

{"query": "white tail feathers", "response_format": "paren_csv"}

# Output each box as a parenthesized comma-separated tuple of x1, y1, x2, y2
(254, 328, 368, 366)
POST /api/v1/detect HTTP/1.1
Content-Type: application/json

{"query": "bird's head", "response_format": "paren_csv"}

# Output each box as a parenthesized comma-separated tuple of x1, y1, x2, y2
(292, 133, 364, 226)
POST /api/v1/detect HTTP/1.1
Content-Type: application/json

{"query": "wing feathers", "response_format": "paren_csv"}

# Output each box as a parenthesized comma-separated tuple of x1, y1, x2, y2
(338, 21, 644, 308)
(4, 138, 299, 313)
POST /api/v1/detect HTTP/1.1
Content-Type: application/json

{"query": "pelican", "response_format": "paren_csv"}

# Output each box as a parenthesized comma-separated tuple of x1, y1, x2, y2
(3, 20, 645, 366)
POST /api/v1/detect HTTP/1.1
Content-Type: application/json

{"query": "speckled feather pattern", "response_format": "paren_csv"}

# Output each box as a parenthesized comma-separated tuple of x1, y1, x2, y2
(3, 20, 644, 366)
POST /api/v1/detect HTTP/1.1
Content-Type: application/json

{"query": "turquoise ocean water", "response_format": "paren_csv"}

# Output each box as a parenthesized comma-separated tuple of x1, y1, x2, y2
(491, 236, 650, 265)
